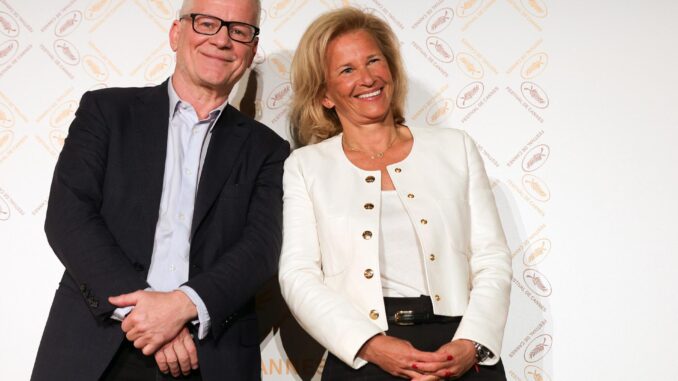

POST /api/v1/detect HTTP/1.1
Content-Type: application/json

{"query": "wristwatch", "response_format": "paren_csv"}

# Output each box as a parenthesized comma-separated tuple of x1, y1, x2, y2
(473, 341, 493, 363)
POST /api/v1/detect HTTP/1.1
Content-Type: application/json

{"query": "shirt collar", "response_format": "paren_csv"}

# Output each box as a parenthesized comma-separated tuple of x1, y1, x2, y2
(167, 77, 229, 129)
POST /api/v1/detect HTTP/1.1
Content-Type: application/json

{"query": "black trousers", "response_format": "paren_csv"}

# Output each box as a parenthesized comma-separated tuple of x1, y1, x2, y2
(322, 296, 507, 381)
(100, 340, 202, 381)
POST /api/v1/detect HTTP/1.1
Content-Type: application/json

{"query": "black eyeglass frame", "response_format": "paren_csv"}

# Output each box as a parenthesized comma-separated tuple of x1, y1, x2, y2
(180, 13, 260, 43)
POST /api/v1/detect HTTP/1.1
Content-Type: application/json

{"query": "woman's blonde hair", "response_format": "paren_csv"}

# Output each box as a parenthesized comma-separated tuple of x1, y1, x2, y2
(289, 7, 407, 147)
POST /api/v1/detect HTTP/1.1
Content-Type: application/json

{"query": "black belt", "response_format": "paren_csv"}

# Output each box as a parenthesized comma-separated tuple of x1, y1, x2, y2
(386, 310, 462, 326)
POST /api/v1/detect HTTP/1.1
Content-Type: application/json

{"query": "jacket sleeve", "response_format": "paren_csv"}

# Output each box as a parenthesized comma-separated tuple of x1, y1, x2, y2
(278, 151, 383, 369)
(184, 137, 290, 339)
(451, 131, 513, 365)
(45, 91, 149, 321)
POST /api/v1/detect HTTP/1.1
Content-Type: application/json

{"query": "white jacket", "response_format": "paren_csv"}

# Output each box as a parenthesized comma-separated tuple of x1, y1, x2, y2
(279, 127, 512, 368)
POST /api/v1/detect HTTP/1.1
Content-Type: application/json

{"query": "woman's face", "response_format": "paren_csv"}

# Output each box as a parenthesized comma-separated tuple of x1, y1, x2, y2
(322, 29, 394, 128)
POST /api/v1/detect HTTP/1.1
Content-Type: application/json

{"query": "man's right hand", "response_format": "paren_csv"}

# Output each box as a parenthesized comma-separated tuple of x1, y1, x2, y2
(154, 327, 199, 377)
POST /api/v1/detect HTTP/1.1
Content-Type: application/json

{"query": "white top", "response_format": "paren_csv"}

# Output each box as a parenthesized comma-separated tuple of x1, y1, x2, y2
(379, 190, 429, 297)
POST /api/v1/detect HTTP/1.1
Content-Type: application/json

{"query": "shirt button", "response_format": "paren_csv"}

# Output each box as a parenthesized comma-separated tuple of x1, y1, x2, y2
(407, 193, 415, 199)
(170, 264, 176, 272)
(364, 269, 374, 279)
(429, 254, 436, 261)
(178, 213, 185, 221)
(185, 169, 192, 176)
(434, 294, 441, 301)
(365, 176, 375, 183)
(394, 168, 402, 173)
(420, 219, 428, 225)
(364, 203, 374, 210)
(369, 310, 379, 320)
(362, 231, 373, 240)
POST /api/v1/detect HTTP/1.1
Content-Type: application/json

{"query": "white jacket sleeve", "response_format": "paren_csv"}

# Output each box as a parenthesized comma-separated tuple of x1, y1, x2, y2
(451, 131, 513, 365)
(278, 152, 383, 369)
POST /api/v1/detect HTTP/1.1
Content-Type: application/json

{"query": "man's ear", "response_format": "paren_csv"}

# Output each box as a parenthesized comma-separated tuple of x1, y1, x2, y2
(169, 20, 181, 52)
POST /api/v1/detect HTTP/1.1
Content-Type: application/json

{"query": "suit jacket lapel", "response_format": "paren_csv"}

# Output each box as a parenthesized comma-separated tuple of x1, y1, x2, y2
(132, 81, 170, 260)
(191, 104, 252, 238)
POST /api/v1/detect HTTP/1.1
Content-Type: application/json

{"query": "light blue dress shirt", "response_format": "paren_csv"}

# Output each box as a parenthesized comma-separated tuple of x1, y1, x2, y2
(112, 79, 227, 340)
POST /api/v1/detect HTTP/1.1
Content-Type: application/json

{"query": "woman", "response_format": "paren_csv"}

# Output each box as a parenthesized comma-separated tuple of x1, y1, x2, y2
(279, 7, 512, 381)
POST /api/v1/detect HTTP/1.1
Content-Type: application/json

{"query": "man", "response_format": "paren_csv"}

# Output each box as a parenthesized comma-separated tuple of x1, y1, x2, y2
(31, 0, 289, 379)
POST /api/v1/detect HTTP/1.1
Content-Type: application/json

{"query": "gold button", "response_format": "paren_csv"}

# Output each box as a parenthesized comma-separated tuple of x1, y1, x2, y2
(429, 254, 436, 261)
(394, 168, 402, 173)
(369, 310, 379, 320)
(365, 176, 375, 183)
(434, 294, 441, 301)
(364, 203, 374, 210)
(362, 231, 373, 240)
(407, 193, 414, 199)
(364, 269, 374, 279)
(420, 219, 428, 225)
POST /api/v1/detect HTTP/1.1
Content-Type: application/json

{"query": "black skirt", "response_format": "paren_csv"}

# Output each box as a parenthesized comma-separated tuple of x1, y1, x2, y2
(321, 296, 506, 381)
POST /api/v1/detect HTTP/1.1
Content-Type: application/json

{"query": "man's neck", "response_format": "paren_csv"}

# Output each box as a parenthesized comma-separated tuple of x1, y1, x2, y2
(171, 75, 230, 120)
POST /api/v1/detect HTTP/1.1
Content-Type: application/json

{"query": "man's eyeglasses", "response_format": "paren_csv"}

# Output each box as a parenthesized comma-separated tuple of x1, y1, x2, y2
(180, 13, 259, 43)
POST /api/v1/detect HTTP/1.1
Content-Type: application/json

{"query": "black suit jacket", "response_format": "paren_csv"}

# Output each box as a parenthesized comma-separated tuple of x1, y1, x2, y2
(31, 81, 290, 380)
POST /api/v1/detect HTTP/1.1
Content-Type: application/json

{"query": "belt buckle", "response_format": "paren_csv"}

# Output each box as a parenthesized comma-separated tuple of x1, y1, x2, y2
(394, 310, 415, 326)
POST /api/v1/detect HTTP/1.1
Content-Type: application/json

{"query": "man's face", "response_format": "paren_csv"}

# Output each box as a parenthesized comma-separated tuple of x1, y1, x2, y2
(170, 0, 258, 93)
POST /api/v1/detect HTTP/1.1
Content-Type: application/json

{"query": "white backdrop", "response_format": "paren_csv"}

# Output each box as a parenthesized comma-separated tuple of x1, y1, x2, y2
(1, 0, 678, 380)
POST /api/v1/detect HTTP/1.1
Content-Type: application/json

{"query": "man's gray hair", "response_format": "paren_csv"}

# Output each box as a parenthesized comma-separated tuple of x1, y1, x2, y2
(178, 0, 262, 26)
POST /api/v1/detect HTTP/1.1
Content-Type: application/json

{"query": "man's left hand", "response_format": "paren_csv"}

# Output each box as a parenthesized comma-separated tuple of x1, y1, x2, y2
(109, 290, 198, 355)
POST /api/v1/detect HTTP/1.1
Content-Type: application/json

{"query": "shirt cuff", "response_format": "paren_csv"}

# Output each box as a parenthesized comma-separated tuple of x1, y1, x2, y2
(111, 306, 133, 321)
(178, 286, 211, 340)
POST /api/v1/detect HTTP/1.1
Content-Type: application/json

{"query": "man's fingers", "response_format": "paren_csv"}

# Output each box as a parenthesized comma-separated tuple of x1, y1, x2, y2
(182, 331, 199, 369)
(108, 291, 141, 308)
(154, 349, 169, 374)
(172, 339, 191, 375)
(163, 346, 181, 378)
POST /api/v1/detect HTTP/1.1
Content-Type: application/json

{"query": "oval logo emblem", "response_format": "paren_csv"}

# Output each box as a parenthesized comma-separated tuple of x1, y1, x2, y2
(456, 0, 483, 17)
(266, 82, 292, 110)
(0, 102, 15, 128)
(426, 37, 454, 63)
(86, 0, 111, 20)
(0, 39, 18, 65)
(524, 365, 552, 381)
(521, 52, 548, 79)
(522, 238, 551, 266)
(426, 8, 454, 34)
(49, 129, 68, 152)
(521, 0, 548, 18)
(521, 81, 549, 109)
(82, 55, 109, 82)
(522, 144, 550, 172)
(0, 11, 19, 37)
(50, 100, 78, 128)
(523, 269, 552, 297)
(0, 129, 13, 155)
(0, 196, 10, 221)
(426, 98, 454, 126)
(456, 52, 483, 79)
(524, 334, 552, 363)
(55, 10, 83, 37)
(522, 174, 550, 202)
(269, 0, 296, 18)
(456, 81, 484, 109)
(147, 0, 173, 19)
(53, 39, 80, 66)
(268, 53, 291, 79)
(144, 54, 173, 82)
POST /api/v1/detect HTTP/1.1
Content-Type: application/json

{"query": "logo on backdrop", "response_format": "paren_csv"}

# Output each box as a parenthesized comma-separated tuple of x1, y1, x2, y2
(456, 52, 483, 79)
(522, 144, 550, 172)
(456, 81, 484, 109)
(521, 82, 549, 109)
(523, 269, 552, 297)
(269, 0, 296, 19)
(55, 11, 83, 37)
(524, 365, 552, 381)
(0, 40, 19, 65)
(456, 0, 483, 17)
(0, 11, 19, 37)
(53, 39, 80, 66)
(82, 55, 109, 82)
(426, 37, 454, 63)
(524, 334, 552, 363)
(522, 238, 551, 266)
(522, 174, 550, 202)
(0, 102, 15, 128)
(426, 98, 454, 126)
(426, 8, 454, 34)
(86, 0, 112, 20)
(266, 82, 292, 110)
(145, 54, 173, 82)
(521, 0, 548, 18)
(521, 52, 548, 79)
